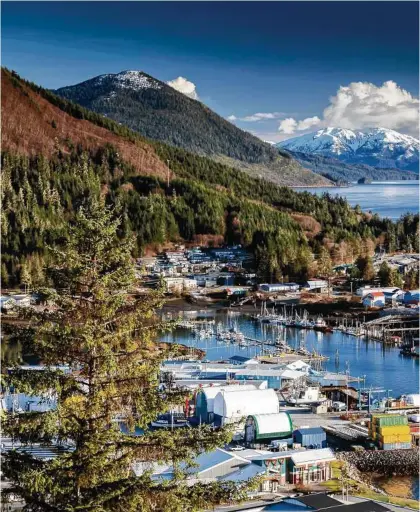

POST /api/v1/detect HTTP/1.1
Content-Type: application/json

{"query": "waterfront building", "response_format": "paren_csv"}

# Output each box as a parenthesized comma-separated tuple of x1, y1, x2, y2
(213, 388, 279, 426)
(363, 291, 385, 308)
(228, 355, 259, 366)
(258, 283, 300, 293)
(293, 427, 327, 448)
(244, 413, 293, 444)
(235, 367, 306, 389)
(163, 277, 197, 293)
(194, 384, 261, 424)
(403, 289, 420, 305)
(303, 280, 329, 293)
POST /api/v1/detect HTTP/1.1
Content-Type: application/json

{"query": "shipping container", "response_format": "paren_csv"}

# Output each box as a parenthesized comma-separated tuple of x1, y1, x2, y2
(379, 434, 412, 444)
(371, 414, 408, 427)
(380, 442, 412, 451)
(376, 425, 410, 435)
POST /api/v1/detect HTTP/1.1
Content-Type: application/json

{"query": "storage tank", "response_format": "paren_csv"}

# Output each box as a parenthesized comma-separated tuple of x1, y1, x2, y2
(244, 413, 293, 443)
(213, 388, 279, 426)
(293, 427, 327, 448)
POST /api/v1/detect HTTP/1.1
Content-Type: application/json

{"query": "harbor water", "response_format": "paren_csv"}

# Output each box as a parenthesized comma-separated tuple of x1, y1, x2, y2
(160, 311, 419, 397)
(296, 181, 419, 220)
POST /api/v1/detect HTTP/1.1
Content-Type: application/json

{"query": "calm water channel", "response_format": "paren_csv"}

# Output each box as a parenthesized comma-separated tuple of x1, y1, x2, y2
(160, 311, 419, 397)
(297, 181, 419, 220)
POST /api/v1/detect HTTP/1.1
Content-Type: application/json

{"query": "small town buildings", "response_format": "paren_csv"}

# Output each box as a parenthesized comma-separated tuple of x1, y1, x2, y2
(293, 427, 327, 448)
(213, 388, 279, 426)
(244, 413, 293, 444)
(304, 280, 329, 293)
(363, 291, 385, 308)
(163, 277, 197, 293)
(258, 283, 300, 293)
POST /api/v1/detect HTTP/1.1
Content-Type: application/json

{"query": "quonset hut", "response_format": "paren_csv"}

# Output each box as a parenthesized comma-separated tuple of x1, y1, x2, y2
(213, 388, 279, 426)
(244, 413, 293, 444)
(195, 384, 261, 424)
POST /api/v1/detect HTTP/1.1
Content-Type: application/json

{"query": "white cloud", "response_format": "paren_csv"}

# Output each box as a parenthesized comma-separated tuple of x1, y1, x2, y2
(278, 80, 419, 137)
(278, 118, 298, 134)
(167, 76, 199, 100)
(296, 116, 321, 131)
(242, 112, 279, 122)
(227, 112, 284, 123)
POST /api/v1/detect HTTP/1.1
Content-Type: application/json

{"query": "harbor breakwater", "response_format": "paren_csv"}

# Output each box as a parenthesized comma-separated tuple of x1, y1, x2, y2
(338, 450, 419, 477)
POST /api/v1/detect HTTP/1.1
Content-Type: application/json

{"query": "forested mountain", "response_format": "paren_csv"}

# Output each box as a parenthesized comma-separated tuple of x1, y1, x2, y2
(53, 70, 329, 187)
(2, 69, 418, 287)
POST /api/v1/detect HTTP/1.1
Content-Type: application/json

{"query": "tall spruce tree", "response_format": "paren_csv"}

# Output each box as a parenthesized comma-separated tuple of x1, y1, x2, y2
(2, 200, 250, 511)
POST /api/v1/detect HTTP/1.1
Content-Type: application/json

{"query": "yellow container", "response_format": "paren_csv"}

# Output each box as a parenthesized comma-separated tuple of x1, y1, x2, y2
(378, 425, 410, 436)
(380, 434, 412, 444)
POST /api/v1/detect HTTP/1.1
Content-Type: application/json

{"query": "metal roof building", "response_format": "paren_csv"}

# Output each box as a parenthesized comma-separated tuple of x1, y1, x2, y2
(213, 388, 279, 425)
(245, 412, 293, 443)
(195, 384, 262, 423)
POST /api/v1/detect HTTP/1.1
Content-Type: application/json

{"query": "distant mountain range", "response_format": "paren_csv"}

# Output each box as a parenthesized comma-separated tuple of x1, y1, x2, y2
(54, 70, 329, 187)
(277, 127, 419, 176)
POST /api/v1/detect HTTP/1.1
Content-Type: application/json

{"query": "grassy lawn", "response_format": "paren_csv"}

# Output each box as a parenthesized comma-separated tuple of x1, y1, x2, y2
(321, 461, 419, 510)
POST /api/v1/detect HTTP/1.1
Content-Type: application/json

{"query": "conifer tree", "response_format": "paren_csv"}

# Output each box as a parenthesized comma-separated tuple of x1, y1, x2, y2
(2, 200, 249, 511)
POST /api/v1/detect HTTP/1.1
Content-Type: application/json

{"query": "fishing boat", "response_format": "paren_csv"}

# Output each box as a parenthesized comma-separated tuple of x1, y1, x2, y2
(313, 316, 333, 333)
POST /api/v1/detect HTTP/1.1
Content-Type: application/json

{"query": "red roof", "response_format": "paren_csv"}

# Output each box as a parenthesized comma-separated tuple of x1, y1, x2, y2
(367, 291, 384, 297)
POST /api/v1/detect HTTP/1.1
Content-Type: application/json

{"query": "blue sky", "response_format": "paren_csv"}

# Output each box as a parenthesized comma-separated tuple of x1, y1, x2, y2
(2, 1, 419, 141)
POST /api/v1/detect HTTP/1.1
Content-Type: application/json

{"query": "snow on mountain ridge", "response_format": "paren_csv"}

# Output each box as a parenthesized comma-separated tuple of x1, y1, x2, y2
(94, 70, 162, 91)
(277, 127, 419, 171)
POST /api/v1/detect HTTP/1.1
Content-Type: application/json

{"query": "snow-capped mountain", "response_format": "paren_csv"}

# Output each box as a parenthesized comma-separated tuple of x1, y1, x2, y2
(92, 70, 162, 91)
(277, 127, 419, 172)
(55, 70, 329, 186)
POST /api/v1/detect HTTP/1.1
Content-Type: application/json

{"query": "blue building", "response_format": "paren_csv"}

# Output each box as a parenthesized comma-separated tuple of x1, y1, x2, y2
(293, 427, 327, 448)
(403, 290, 419, 305)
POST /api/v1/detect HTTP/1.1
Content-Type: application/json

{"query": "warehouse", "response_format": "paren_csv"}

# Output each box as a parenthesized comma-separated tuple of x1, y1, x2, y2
(293, 427, 327, 448)
(258, 283, 299, 293)
(213, 388, 279, 426)
(194, 384, 261, 424)
(244, 413, 293, 444)
(303, 280, 329, 293)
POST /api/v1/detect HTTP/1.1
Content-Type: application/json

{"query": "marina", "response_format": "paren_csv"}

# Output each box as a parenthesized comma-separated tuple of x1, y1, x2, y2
(160, 310, 419, 398)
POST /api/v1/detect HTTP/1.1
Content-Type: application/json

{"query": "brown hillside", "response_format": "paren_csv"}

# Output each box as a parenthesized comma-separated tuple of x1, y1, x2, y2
(1, 70, 169, 179)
